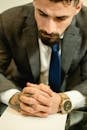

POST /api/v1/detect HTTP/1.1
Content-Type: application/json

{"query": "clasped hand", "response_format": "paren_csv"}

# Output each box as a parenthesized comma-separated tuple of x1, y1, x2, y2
(19, 83, 61, 117)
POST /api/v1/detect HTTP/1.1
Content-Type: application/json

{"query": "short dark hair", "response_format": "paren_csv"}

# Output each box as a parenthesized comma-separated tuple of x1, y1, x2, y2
(49, 0, 80, 5)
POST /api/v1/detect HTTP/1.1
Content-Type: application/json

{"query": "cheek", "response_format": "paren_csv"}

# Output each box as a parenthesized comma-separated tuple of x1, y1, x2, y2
(55, 23, 67, 34)
(57, 19, 73, 34)
(35, 16, 44, 30)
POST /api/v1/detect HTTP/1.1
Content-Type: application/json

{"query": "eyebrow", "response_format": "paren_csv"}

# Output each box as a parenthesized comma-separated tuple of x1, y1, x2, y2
(38, 9, 69, 19)
(38, 9, 48, 15)
(56, 16, 69, 19)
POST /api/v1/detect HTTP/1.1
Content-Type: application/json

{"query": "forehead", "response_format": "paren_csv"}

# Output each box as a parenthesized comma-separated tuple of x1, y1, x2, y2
(33, 0, 76, 16)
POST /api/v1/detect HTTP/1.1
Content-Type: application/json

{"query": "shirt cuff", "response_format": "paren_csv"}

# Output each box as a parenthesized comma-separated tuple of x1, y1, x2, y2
(0, 89, 20, 105)
(65, 90, 85, 109)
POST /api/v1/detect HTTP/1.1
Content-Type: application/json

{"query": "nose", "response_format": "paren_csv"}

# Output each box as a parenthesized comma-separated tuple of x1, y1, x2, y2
(44, 19, 57, 34)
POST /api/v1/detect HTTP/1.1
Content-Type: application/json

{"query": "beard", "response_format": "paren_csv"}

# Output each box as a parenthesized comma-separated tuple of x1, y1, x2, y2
(38, 30, 60, 47)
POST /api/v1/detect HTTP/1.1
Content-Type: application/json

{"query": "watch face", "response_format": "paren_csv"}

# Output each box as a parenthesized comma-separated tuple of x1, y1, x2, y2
(63, 100, 72, 112)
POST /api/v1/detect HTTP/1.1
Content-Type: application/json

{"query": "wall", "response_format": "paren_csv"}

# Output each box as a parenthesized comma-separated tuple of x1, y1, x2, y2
(84, 0, 87, 4)
(0, 0, 87, 13)
(0, 0, 32, 13)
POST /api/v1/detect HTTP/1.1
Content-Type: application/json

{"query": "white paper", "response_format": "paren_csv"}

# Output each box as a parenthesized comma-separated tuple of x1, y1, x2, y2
(0, 107, 67, 130)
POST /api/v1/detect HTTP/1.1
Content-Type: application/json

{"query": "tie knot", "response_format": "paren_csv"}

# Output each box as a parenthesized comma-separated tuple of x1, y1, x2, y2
(52, 44, 59, 52)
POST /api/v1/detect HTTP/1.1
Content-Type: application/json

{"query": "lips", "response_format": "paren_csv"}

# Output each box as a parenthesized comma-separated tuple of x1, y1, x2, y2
(41, 33, 59, 40)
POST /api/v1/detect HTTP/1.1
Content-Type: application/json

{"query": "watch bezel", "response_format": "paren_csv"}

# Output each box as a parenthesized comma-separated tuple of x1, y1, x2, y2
(61, 99, 72, 114)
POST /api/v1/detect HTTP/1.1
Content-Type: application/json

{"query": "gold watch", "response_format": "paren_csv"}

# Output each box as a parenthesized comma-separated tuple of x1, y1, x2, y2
(9, 92, 21, 111)
(59, 93, 72, 114)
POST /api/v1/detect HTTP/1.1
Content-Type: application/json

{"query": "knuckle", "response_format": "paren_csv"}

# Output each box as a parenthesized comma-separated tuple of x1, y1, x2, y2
(34, 104, 39, 110)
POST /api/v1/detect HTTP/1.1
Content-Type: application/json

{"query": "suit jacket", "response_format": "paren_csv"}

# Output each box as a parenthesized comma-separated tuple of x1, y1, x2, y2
(0, 3, 87, 100)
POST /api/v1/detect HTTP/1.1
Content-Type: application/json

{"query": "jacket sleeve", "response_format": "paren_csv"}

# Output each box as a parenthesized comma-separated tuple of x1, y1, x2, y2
(0, 12, 17, 92)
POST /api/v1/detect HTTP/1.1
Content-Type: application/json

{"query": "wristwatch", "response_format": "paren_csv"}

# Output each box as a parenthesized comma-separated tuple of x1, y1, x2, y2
(9, 92, 21, 111)
(59, 93, 72, 114)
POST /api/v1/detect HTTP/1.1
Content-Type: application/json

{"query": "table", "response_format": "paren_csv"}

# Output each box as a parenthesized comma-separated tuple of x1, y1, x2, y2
(0, 103, 87, 130)
(0, 104, 67, 130)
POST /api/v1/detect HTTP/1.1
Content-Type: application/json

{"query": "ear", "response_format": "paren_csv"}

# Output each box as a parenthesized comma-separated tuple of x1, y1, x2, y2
(33, 0, 35, 7)
(75, 0, 83, 14)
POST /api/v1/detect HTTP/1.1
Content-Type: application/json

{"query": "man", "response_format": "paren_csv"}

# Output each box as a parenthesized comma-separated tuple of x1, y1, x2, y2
(0, 0, 87, 121)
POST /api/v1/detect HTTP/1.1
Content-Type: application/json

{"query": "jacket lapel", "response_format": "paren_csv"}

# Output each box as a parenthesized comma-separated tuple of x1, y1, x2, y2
(62, 19, 82, 74)
(22, 7, 40, 82)
(61, 18, 82, 90)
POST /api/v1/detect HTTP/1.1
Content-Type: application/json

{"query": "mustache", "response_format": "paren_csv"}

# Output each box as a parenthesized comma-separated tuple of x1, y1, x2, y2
(39, 30, 59, 39)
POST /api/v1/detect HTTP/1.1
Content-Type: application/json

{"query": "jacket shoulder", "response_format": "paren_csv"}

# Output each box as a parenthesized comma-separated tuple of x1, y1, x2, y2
(76, 6, 87, 36)
(0, 3, 34, 36)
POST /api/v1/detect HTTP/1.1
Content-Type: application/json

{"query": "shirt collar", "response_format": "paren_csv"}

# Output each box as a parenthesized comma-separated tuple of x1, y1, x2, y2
(39, 38, 51, 52)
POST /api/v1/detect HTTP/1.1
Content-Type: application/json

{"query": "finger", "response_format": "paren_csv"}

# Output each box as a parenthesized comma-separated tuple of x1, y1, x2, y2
(20, 110, 33, 116)
(33, 104, 50, 113)
(22, 87, 50, 98)
(32, 94, 51, 106)
(20, 95, 39, 106)
(20, 93, 51, 107)
(27, 82, 53, 97)
(20, 102, 37, 114)
(34, 112, 48, 117)
(38, 83, 53, 97)
(26, 82, 37, 87)
(20, 110, 48, 117)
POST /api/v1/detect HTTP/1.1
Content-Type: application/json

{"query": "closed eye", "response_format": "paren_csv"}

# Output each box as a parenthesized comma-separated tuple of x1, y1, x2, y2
(38, 9, 48, 17)
(56, 16, 69, 21)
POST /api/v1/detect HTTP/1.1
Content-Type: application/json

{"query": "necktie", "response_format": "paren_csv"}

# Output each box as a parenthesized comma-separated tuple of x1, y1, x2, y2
(49, 44, 61, 92)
